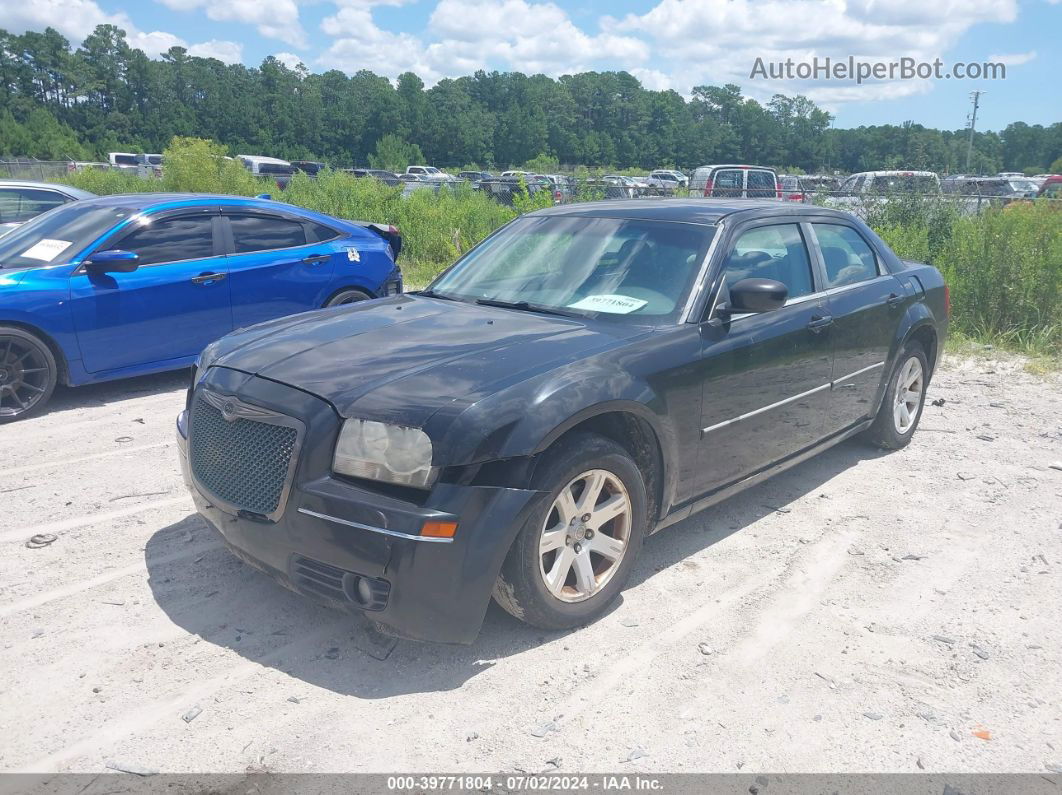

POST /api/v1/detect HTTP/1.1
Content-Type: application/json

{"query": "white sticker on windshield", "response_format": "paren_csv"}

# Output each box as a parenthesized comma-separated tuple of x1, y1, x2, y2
(567, 294, 648, 314)
(20, 238, 73, 262)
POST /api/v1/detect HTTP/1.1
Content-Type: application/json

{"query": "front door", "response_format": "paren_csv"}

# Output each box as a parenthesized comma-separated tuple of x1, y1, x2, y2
(70, 211, 233, 373)
(695, 222, 834, 496)
(809, 221, 906, 432)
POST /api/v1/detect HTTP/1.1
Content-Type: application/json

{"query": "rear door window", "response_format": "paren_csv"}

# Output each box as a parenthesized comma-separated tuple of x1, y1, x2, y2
(747, 170, 777, 198)
(812, 223, 880, 288)
(711, 169, 744, 197)
(229, 214, 308, 253)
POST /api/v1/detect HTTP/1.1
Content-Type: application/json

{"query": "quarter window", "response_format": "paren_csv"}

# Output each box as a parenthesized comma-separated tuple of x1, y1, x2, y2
(229, 215, 308, 253)
(812, 224, 879, 288)
(305, 222, 339, 244)
(720, 224, 814, 300)
(116, 215, 216, 266)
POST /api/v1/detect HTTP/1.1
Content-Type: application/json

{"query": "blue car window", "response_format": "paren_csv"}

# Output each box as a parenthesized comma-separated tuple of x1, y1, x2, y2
(118, 215, 216, 266)
(229, 215, 308, 253)
(305, 222, 340, 244)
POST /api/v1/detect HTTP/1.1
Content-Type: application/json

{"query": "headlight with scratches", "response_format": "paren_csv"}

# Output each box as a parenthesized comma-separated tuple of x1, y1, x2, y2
(333, 419, 436, 488)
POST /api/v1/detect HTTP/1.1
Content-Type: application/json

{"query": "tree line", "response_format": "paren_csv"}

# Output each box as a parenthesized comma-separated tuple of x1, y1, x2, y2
(1, 24, 1060, 174)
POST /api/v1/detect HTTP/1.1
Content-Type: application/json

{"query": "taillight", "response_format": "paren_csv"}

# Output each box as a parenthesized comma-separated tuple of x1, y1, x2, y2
(944, 284, 951, 318)
(787, 193, 803, 202)
(703, 179, 713, 197)
(776, 181, 782, 199)
(554, 190, 562, 202)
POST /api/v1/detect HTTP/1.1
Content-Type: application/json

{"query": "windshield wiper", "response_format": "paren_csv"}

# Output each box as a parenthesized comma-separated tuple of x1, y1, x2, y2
(473, 297, 582, 318)
(417, 289, 458, 301)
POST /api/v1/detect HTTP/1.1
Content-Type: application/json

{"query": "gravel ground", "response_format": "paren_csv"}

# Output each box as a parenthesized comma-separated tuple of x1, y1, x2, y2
(1, 355, 1060, 776)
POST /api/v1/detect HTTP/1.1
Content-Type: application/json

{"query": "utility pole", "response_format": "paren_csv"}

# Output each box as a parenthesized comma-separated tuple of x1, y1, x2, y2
(965, 90, 983, 174)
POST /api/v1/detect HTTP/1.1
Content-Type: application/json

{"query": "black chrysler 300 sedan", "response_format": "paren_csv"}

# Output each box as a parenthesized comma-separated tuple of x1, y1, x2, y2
(177, 199, 948, 643)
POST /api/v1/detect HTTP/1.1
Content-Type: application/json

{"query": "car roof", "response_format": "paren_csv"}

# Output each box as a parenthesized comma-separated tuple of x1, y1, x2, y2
(528, 198, 853, 224)
(0, 180, 96, 199)
(67, 193, 340, 220)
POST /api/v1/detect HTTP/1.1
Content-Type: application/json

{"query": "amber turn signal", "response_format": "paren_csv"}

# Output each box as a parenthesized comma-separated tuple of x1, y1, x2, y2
(420, 520, 458, 539)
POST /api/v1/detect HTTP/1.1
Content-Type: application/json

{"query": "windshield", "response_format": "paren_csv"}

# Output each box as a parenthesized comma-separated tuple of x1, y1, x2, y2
(0, 203, 131, 270)
(427, 216, 714, 325)
(1007, 179, 1037, 193)
(258, 163, 294, 175)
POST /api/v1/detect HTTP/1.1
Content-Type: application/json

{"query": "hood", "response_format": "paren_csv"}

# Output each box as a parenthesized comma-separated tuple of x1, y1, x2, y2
(214, 294, 647, 426)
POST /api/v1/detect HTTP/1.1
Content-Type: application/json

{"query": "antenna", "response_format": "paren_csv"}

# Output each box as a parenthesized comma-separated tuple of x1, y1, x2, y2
(965, 90, 984, 174)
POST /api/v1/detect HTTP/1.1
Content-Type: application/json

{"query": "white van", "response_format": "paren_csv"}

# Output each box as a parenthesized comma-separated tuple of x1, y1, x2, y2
(688, 164, 779, 199)
(108, 152, 138, 171)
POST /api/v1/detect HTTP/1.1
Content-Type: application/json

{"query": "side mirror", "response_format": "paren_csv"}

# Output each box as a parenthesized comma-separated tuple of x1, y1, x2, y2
(85, 249, 139, 273)
(725, 278, 788, 314)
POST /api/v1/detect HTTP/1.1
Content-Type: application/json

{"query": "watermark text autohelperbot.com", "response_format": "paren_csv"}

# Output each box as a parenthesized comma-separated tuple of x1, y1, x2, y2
(750, 56, 1006, 83)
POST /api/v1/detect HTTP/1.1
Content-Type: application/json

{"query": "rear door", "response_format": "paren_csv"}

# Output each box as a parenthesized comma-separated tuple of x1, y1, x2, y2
(747, 169, 778, 198)
(223, 209, 339, 328)
(695, 220, 834, 496)
(710, 169, 744, 197)
(809, 221, 907, 432)
(69, 210, 233, 373)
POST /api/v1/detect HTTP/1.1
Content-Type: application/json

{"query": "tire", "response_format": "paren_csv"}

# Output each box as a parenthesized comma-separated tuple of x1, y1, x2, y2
(493, 432, 648, 630)
(324, 288, 372, 308)
(0, 326, 58, 423)
(863, 341, 929, 450)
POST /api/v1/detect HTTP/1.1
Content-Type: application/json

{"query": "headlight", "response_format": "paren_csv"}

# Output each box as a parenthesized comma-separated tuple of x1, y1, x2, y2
(333, 419, 436, 488)
(194, 340, 223, 386)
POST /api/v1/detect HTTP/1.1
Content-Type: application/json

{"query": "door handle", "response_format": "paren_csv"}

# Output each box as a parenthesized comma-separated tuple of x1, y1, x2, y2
(807, 314, 834, 333)
(302, 254, 330, 265)
(191, 272, 226, 285)
(886, 293, 905, 308)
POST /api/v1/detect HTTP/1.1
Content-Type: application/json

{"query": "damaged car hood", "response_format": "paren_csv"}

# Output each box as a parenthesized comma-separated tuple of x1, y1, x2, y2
(211, 294, 648, 426)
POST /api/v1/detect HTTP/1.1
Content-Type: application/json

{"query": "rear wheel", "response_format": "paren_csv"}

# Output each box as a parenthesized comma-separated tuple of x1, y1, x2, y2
(0, 326, 58, 423)
(863, 341, 929, 450)
(493, 433, 647, 630)
(324, 288, 372, 307)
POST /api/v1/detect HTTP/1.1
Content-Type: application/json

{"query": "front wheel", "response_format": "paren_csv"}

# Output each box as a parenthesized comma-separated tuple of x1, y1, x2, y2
(493, 433, 648, 630)
(0, 326, 58, 423)
(863, 341, 929, 450)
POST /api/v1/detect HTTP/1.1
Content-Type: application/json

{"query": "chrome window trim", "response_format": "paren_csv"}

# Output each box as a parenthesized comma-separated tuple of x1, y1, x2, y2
(189, 389, 305, 523)
(297, 507, 454, 544)
(701, 361, 886, 434)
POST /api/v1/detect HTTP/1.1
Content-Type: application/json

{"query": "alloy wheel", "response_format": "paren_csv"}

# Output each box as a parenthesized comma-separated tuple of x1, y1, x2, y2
(538, 469, 632, 603)
(892, 356, 924, 434)
(0, 336, 51, 419)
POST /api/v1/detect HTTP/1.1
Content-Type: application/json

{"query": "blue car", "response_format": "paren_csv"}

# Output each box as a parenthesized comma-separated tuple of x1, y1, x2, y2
(0, 193, 402, 421)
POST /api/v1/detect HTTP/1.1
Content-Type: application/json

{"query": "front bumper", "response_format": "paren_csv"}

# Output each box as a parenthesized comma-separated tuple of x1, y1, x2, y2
(176, 372, 543, 644)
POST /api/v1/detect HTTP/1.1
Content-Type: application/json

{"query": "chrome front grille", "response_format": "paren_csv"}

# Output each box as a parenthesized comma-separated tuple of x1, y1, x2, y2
(189, 391, 301, 519)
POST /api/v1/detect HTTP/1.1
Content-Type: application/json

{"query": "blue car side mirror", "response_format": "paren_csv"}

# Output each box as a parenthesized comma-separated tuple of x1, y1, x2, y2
(85, 249, 140, 273)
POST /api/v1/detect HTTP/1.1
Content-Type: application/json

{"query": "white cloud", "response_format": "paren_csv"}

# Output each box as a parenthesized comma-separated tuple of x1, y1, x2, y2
(320, 0, 647, 83)
(607, 0, 1019, 104)
(273, 52, 305, 69)
(0, 0, 244, 63)
(187, 40, 244, 63)
(987, 50, 1037, 66)
(156, 0, 308, 48)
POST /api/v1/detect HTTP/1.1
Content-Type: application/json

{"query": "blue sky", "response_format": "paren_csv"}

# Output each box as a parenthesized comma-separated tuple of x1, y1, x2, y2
(4, 0, 1058, 131)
